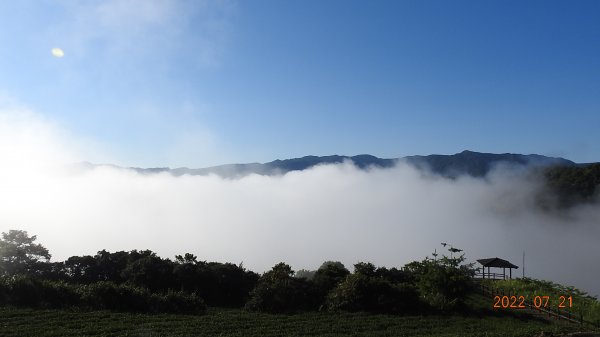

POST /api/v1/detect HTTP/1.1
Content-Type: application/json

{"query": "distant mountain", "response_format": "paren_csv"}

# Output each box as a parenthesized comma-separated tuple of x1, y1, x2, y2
(72, 151, 598, 209)
(404, 150, 575, 178)
(117, 150, 576, 179)
(126, 154, 397, 178)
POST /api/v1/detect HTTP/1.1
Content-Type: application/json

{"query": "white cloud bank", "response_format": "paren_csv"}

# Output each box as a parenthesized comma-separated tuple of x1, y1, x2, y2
(1, 106, 599, 297)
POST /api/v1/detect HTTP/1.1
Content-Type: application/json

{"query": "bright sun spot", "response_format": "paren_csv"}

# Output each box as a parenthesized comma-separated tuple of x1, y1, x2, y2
(51, 48, 64, 58)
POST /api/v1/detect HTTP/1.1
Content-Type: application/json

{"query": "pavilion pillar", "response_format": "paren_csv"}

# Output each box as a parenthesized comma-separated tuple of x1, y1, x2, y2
(510, 268, 512, 279)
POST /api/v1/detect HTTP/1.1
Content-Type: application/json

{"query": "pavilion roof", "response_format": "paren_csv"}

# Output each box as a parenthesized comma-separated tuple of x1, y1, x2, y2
(477, 257, 519, 269)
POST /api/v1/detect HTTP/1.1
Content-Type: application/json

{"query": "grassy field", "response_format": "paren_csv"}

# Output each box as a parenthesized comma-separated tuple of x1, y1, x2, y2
(481, 278, 600, 325)
(0, 299, 595, 337)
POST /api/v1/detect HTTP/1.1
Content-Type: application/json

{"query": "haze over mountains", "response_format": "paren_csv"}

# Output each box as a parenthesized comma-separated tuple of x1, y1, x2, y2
(78, 150, 598, 210)
(84, 150, 578, 179)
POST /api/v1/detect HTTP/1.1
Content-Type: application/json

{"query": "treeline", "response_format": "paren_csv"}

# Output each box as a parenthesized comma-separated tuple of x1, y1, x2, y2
(32, 250, 258, 308)
(0, 230, 476, 315)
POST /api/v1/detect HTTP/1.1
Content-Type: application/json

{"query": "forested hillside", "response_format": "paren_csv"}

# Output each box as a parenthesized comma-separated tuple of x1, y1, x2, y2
(543, 163, 600, 207)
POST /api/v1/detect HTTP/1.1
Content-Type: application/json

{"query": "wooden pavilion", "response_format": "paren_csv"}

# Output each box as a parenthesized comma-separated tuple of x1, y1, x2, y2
(476, 257, 519, 280)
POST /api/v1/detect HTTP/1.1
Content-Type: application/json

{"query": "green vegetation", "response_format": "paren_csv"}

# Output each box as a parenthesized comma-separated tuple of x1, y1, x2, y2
(0, 230, 482, 316)
(325, 262, 420, 314)
(245, 262, 316, 313)
(542, 163, 600, 208)
(0, 230, 257, 313)
(404, 250, 475, 311)
(482, 278, 600, 325)
(0, 229, 51, 276)
(0, 276, 206, 314)
(1, 230, 599, 336)
(0, 306, 586, 337)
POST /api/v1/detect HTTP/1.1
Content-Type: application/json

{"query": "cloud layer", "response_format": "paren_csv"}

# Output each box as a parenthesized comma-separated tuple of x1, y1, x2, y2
(1, 106, 599, 297)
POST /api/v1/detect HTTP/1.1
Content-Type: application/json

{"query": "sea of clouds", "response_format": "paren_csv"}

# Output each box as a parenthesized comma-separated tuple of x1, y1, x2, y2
(1, 105, 599, 297)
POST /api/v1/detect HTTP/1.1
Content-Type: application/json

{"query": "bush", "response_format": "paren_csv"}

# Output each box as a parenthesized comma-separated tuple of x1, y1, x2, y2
(79, 281, 206, 314)
(154, 290, 206, 314)
(0, 275, 80, 308)
(325, 272, 421, 314)
(415, 262, 473, 310)
(0, 276, 206, 314)
(79, 281, 150, 312)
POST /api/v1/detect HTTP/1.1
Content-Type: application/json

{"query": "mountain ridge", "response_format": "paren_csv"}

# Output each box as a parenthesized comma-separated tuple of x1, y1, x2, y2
(73, 151, 600, 208)
(93, 150, 577, 178)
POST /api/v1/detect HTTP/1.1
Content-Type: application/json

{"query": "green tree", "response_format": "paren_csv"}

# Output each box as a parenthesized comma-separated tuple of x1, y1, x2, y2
(64, 255, 100, 283)
(0, 230, 50, 276)
(245, 262, 314, 313)
(353, 262, 377, 277)
(121, 252, 174, 291)
(406, 245, 475, 311)
(94, 250, 129, 283)
(312, 261, 349, 305)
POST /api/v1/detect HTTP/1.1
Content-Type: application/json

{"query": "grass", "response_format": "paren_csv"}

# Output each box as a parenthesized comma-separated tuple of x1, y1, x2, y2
(1, 284, 598, 336)
(480, 278, 600, 326)
(0, 301, 595, 337)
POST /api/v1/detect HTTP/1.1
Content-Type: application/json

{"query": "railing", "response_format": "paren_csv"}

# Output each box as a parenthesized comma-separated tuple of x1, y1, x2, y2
(473, 272, 510, 280)
(478, 283, 600, 329)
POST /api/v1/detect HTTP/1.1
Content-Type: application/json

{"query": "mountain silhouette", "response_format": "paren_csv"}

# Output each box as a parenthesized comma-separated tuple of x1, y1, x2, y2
(118, 150, 575, 178)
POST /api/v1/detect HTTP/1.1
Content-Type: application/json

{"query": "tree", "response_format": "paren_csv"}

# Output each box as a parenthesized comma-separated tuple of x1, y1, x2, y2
(173, 254, 200, 292)
(64, 255, 101, 283)
(0, 230, 51, 276)
(245, 262, 314, 313)
(204, 262, 259, 307)
(94, 250, 129, 283)
(121, 252, 174, 291)
(353, 262, 376, 277)
(312, 261, 349, 304)
(406, 244, 476, 311)
(175, 253, 198, 264)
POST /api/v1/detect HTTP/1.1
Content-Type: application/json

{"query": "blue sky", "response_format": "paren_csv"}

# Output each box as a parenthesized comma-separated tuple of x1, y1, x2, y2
(0, 0, 599, 167)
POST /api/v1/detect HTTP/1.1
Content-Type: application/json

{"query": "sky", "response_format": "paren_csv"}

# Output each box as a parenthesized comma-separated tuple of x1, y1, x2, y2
(0, 0, 599, 167)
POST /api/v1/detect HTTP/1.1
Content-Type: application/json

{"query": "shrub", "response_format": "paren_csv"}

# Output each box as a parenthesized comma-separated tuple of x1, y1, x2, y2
(0, 275, 80, 308)
(325, 272, 421, 314)
(153, 290, 206, 314)
(79, 281, 206, 314)
(0, 276, 206, 314)
(79, 281, 150, 312)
